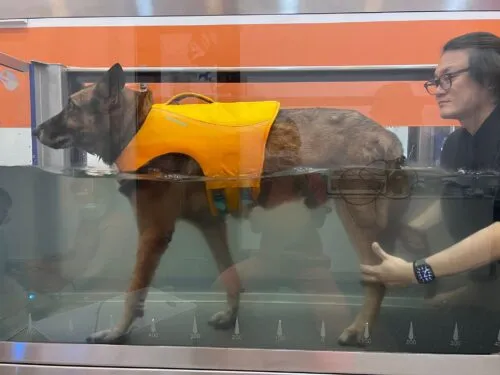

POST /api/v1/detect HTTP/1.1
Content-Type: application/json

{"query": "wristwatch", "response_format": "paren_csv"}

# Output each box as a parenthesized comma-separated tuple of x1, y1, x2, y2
(413, 259, 436, 284)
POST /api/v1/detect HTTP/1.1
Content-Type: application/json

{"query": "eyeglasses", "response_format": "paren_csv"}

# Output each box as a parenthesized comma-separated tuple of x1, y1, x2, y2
(424, 68, 469, 95)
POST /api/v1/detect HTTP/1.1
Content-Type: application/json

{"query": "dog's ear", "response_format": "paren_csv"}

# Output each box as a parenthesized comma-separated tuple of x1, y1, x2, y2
(94, 63, 125, 99)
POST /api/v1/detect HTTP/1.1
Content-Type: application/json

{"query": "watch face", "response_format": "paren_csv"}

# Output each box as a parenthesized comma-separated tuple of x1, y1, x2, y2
(416, 264, 434, 283)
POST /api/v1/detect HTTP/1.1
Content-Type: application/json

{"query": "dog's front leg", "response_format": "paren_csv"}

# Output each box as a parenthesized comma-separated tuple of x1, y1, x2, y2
(196, 218, 241, 329)
(87, 182, 183, 344)
(334, 198, 387, 347)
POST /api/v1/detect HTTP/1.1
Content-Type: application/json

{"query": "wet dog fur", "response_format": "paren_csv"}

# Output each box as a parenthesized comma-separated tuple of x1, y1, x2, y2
(32, 63, 427, 347)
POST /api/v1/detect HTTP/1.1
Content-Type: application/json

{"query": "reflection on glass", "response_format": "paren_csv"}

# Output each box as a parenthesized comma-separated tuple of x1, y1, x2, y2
(1, 28, 500, 363)
(2, 158, 499, 353)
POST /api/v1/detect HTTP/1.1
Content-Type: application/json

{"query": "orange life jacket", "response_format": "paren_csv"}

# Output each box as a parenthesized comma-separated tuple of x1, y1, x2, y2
(115, 92, 281, 215)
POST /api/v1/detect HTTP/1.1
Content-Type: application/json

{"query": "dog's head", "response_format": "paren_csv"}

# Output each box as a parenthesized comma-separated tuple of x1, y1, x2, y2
(32, 63, 150, 164)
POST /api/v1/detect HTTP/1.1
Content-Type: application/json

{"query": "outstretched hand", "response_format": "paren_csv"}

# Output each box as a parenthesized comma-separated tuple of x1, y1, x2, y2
(360, 242, 416, 287)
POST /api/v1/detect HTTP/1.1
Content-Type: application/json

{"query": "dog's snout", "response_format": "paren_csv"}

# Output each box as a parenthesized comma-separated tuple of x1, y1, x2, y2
(32, 127, 41, 137)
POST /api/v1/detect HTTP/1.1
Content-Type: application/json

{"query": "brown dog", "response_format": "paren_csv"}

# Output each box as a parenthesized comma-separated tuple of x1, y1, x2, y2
(32, 63, 418, 347)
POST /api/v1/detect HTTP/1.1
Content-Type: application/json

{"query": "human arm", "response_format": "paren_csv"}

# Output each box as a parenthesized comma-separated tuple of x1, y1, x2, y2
(360, 221, 500, 286)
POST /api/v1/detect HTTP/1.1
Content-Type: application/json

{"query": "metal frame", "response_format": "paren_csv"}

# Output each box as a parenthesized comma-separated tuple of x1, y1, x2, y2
(28, 61, 74, 169)
(0, 52, 29, 73)
(0, 366, 334, 375)
(1, 342, 499, 374)
(0, 53, 34, 164)
(0, 366, 336, 375)
(11, 59, 491, 375)
(1, 2, 499, 372)
(68, 64, 436, 84)
(1, 0, 500, 19)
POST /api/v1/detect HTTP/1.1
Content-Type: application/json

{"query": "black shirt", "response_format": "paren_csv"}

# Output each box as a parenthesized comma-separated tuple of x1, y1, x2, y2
(439, 104, 500, 281)
(440, 104, 500, 172)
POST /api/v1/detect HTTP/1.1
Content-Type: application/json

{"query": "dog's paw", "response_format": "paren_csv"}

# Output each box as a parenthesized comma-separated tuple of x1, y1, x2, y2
(86, 329, 129, 344)
(208, 308, 237, 330)
(338, 324, 370, 347)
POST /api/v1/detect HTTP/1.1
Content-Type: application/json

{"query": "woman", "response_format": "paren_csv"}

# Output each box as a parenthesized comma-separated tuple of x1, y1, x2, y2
(361, 221, 500, 286)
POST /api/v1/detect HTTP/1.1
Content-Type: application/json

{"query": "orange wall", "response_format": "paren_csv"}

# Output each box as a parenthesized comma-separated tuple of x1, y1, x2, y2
(2, 19, 500, 128)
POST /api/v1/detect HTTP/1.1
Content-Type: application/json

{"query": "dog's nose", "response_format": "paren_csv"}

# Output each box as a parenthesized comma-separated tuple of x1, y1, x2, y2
(32, 127, 40, 137)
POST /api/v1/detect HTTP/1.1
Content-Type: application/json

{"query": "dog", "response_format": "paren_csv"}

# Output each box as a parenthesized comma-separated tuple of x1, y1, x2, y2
(32, 63, 424, 347)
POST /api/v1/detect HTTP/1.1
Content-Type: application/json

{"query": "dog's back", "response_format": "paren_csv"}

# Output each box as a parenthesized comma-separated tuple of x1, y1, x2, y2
(277, 107, 403, 168)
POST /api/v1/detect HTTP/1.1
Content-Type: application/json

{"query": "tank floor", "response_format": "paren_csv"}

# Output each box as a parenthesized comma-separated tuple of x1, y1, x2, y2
(5, 289, 500, 355)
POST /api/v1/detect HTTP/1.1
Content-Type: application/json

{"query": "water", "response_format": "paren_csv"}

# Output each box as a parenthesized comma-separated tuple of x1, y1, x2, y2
(0, 164, 499, 354)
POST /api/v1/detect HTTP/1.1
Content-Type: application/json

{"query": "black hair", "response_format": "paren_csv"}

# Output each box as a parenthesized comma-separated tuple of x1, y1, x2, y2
(442, 31, 500, 100)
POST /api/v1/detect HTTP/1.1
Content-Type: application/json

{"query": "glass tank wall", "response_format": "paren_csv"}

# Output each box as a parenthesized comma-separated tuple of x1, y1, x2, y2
(1, 1, 500, 374)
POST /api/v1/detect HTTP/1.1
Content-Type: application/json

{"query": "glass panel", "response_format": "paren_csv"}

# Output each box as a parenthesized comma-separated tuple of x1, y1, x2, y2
(1, 7, 500, 373)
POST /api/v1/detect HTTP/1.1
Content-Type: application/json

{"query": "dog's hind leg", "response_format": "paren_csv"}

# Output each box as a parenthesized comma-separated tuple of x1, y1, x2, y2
(194, 218, 241, 329)
(87, 181, 183, 344)
(334, 198, 387, 347)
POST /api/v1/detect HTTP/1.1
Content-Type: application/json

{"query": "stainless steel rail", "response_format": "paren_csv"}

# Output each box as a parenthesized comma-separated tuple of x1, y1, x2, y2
(0, 52, 29, 73)
(66, 64, 438, 72)
(1, 0, 499, 19)
(67, 64, 437, 83)
(1, 342, 499, 375)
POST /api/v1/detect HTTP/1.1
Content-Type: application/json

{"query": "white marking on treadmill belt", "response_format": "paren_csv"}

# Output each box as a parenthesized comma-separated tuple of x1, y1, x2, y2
(68, 319, 74, 333)
(190, 315, 200, 341)
(361, 322, 371, 345)
(450, 322, 461, 347)
(149, 318, 159, 338)
(406, 321, 416, 345)
(275, 319, 285, 343)
(232, 317, 241, 340)
(109, 314, 114, 329)
(494, 328, 500, 347)
(320, 320, 326, 343)
(27, 313, 33, 336)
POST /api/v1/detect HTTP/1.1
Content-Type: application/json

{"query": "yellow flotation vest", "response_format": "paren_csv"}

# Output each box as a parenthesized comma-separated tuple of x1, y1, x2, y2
(115, 92, 281, 215)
